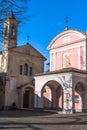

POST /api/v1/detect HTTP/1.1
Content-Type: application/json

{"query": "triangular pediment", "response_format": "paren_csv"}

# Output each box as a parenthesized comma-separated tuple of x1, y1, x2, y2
(9, 43, 46, 60)
(48, 30, 86, 50)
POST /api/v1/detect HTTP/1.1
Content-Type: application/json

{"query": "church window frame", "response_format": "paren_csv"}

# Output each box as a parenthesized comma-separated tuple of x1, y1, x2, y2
(24, 64, 28, 76)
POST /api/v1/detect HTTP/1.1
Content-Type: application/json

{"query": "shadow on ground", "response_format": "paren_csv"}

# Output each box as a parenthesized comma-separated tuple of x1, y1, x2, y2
(0, 110, 87, 130)
(0, 110, 54, 118)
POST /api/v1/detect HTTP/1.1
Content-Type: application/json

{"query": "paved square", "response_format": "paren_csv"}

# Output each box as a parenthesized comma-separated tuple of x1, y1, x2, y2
(0, 110, 87, 130)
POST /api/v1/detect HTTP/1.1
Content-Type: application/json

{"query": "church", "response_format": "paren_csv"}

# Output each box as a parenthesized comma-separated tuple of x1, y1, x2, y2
(0, 11, 46, 110)
(34, 27, 87, 114)
(0, 11, 87, 114)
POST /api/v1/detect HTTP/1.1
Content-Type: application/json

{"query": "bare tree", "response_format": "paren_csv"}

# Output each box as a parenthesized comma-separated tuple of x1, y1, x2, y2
(0, 0, 30, 93)
(0, 0, 30, 41)
(0, 0, 29, 18)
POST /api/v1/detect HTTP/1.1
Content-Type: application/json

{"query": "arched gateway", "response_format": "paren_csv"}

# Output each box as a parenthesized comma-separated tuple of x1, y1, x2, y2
(17, 84, 34, 109)
(34, 71, 74, 114)
(74, 82, 86, 112)
(34, 69, 87, 114)
(41, 80, 63, 110)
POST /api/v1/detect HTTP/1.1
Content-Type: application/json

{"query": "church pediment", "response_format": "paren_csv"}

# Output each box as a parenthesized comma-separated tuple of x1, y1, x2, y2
(10, 43, 46, 60)
(48, 30, 86, 50)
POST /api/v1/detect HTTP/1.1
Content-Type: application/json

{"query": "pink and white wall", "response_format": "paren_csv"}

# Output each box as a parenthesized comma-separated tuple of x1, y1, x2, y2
(34, 29, 87, 114)
(48, 30, 86, 71)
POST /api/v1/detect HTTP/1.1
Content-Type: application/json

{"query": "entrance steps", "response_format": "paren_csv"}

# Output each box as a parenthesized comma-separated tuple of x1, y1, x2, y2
(20, 108, 63, 114)
(43, 109, 63, 114)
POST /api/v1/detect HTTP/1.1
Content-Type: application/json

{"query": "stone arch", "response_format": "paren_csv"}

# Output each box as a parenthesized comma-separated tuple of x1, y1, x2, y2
(41, 80, 63, 110)
(37, 76, 64, 93)
(74, 82, 86, 112)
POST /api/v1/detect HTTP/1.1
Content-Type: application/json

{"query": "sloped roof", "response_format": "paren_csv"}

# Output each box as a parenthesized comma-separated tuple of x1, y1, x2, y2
(35, 67, 87, 76)
(9, 43, 46, 61)
(3, 11, 19, 23)
(8, 11, 15, 19)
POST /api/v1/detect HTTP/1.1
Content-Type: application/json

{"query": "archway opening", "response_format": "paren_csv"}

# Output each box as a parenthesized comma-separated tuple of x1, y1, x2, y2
(74, 82, 85, 112)
(41, 80, 63, 110)
(23, 87, 34, 109)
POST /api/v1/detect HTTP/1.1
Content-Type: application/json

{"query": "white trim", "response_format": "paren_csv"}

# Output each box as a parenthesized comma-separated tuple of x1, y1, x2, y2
(50, 52, 52, 71)
(84, 46, 86, 70)
(49, 38, 86, 50)
(48, 30, 86, 49)
(54, 53, 56, 70)
(85, 44, 87, 71)
(78, 47, 80, 69)
(50, 43, 86, 54)
(55, 52, 57, 70)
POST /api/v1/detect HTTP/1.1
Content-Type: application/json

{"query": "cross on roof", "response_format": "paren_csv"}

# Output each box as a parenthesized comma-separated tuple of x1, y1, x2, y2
(65, 16, 69, 30)
(27, 35, 30, 43)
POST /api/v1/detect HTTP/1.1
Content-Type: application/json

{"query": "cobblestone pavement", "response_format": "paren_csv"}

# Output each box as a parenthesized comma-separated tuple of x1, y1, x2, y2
(0, 110, 87, 130)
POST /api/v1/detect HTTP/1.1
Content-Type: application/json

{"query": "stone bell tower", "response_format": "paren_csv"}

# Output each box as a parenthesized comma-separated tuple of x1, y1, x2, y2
(3, 11, 19, 49)
(0, 11, 19, 109)
(0, 11, 19, 73)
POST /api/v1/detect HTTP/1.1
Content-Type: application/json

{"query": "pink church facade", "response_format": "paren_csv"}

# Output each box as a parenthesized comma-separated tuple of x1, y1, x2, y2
(49, 30, 86, 71)
(34, 29, 87, 114)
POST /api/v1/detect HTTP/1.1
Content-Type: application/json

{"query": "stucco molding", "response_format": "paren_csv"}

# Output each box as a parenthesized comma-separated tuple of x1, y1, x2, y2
(35, 72, 72, 91)
(48, 30, 86, 50)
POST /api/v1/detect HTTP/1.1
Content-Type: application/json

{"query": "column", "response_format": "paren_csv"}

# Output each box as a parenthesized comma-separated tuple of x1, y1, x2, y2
(63, 88, 73, 114)
(61, 75, 73, 114)
(34, 91, 42, 109)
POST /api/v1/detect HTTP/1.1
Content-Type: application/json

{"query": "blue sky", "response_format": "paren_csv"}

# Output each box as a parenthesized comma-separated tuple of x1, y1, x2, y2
(18, 0, 87, 71)
(4, 0, 87, 71)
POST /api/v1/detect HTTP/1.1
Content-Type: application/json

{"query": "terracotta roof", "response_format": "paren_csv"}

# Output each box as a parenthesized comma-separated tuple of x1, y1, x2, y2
(35, 67, 87, 76)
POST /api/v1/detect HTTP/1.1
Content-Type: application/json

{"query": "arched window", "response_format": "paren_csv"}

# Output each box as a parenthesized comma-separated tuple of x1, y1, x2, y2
(24, 64, 28, 76)
(11, 26, 15, 37)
